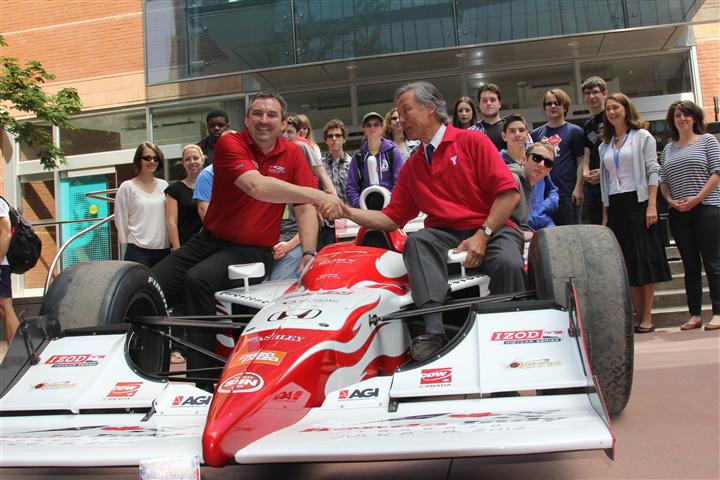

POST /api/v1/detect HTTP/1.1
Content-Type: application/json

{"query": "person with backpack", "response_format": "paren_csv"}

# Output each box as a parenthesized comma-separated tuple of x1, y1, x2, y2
(347, 112, 405, 208)
(0, 197, 20, 343)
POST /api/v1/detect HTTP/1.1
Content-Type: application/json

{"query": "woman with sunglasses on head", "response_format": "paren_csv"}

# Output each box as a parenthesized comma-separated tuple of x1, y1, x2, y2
(383, 108, 419, 161)
(114, 142, 171, 268)
(165, 144, 204, 252)
(451, 96, 478, 130)
(599, 93, 671, 334)
(348, 112, 405, 208)
(659, 100, 720, 331)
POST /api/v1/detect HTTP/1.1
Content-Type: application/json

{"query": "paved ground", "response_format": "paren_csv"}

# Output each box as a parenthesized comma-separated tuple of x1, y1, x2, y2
(1, 327, 718, 480)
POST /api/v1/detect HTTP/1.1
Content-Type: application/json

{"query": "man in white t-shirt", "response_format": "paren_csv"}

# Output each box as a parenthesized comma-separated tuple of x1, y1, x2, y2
(0, 198, 20, 342)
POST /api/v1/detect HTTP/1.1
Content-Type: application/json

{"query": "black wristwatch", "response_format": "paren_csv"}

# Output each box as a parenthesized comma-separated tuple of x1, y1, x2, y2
(302, 250, 317, 257)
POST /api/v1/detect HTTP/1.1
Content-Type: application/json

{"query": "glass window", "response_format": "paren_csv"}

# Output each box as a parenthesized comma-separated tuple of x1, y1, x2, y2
(151, 99, 245, 180)
(283, 88, 352, 136)
(467, 63, 576, 112)
(60, 110, 148, 156)
(19, 124, 53, 161)
(456, 0, 624, 45)
(294, 0, 455, 63)
(20, 178, 57, 288)
(580, 53, 691, 98)
(356, 76, 461, 127)
(145, 0, 189, 84)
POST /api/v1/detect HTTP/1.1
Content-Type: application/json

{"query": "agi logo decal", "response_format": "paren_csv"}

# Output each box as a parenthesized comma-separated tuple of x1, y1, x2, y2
(490, 330, 564, 344)
(44, 354, 105, 368)
(235, 350, 286, 366)
(420, 368, 452, 387)
(105, 382, 142, 399)
(171, 395, 212, 407)
(338, 388, 380, 401)
(218, 372, 264, 393)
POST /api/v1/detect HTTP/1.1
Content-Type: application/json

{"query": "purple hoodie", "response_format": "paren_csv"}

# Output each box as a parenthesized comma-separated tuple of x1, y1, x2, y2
(346, 138, 405, 208)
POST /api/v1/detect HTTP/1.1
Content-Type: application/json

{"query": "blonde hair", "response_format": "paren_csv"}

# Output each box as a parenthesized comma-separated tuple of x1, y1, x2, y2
(182, 144, 204, 161)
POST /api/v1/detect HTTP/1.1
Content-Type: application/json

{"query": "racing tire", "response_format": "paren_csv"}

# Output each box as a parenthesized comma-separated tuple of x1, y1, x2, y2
(40, 261, 169, 375)
(528, 225, 633, 415)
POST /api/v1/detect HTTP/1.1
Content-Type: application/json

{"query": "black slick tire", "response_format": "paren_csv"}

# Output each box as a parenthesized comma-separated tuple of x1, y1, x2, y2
(528, 225, 633, 415)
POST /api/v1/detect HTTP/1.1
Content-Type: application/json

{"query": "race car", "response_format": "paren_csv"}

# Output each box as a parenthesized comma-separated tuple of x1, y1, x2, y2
(0, 224, 633, 470)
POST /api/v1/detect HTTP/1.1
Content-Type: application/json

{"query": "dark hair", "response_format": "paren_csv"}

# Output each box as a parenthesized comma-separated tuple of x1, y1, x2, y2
(247, 91, 288, 119)
(600, 93, 649, 143)
(286, 114, 301, 131)
(665, 100, 705, 142)
(526, 140, 555, 161)
(581, 76, 608, 93)
(542, 89, 572, 115)
(323, 118, 347, 139)
(395, 81, 451, 123)
(477, 83, 502, 103)
(502, 113, 528, 132)
(206, 109, 229, 124)
(452, 96, 477, 128)
(132, 142, 165, 175)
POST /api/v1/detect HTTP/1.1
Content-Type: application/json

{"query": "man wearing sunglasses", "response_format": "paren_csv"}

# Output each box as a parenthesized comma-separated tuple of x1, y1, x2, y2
(152, 92, 343, 388)
(530, 89, 585, 226)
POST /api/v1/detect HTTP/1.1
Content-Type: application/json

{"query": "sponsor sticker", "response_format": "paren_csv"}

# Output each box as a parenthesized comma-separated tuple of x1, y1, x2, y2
(490, 330, 564, 344)
(246, 333, 304, 343)
(171, 395, 212, 407)
(338, 388, 380, 401)
(235, 350, 286, 366)
(105, 382, 143, 399)
(503, 359, 562, 369)
(32, 381, 76, 390)
(44, 354, 105, 368)
(420, 367, 452, 387)
(273, 390, 305, 402)
(267, 309, 321, 322)
(268, 164, 286, 174)
(217, 372, 264, 394)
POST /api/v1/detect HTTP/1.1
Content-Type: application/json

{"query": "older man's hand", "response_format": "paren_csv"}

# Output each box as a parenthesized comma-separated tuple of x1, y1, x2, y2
(316, 192, 344, 220)
(454, 231, 489, 269)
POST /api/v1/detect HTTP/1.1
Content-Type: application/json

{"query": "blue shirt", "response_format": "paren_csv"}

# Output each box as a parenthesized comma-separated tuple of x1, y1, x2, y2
(193, 165, 214, 202)
(531, 123, 584, 198)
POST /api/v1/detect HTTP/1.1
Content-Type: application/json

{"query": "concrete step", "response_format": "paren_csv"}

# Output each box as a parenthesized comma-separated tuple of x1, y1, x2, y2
(652, 288, 710, 309)
(651, 304, 714, 328)
(669, 260, 685, 275)
(657, 273, 708, 291)
(665, 245, 680, 261)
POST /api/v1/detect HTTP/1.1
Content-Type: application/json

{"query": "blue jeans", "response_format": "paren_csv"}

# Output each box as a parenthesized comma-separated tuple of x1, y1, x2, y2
(269, 245, 302, 281)
(552, 197, 582, 226)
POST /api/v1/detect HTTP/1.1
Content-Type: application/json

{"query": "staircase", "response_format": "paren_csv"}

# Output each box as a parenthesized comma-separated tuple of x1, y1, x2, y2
(652, 244, 713, 328)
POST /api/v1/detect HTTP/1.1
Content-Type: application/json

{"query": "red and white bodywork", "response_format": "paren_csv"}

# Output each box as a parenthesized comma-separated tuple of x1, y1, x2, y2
(0, 228, 614, 468)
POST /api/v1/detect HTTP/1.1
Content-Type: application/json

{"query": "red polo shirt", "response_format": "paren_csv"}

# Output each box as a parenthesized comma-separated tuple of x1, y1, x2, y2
(382, 124, 518, 231)
(204, 130, 317, 247)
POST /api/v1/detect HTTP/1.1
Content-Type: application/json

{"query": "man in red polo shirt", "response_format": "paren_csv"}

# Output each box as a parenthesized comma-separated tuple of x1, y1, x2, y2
(152, 92, 342, 380)
(329, 81, 525, 361)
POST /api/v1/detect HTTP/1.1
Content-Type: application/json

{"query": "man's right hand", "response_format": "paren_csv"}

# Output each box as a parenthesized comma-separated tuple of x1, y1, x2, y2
(315, 192, 344, 220)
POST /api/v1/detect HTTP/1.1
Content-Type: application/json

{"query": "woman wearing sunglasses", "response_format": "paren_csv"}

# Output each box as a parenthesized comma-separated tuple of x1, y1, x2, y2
(599, 93, 671, 334)
(114, 141, 171, 268)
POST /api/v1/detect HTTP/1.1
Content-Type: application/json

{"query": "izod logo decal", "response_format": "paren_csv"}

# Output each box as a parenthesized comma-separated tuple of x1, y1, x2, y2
(490, 330, 564, 344)
(420, 368, 452, 386)
(218, 372, 264, 393)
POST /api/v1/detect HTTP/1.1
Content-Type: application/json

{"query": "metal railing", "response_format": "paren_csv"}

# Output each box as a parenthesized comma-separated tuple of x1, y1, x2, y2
(43, 188, 117, 295)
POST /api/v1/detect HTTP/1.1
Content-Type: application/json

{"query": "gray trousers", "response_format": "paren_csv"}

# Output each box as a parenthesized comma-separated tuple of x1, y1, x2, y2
(403, 226, 526, 334)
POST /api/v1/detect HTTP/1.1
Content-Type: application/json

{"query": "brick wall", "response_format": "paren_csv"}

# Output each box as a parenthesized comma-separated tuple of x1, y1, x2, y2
(694, 22, 720, 117)
(0, 0, 146, 113)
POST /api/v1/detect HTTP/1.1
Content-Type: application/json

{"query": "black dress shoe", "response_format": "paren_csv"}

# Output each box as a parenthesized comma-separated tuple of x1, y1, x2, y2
(411, 334, 449, 362)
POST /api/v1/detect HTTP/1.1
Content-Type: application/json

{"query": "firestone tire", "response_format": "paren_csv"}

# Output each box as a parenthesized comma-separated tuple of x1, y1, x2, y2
(40, 261, 169, 375)
(528, 225, 633, 415)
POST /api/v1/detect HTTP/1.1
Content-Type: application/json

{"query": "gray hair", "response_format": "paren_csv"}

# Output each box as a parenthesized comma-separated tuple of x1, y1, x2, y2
(248, 91, 289, 119)
(394, 81, 451, 124)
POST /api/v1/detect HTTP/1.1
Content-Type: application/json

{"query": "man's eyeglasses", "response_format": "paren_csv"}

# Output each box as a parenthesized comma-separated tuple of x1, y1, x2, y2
(141, 155, 160, 162)
(528, 152, 554, 168)
(544, 100, 562, 107)
(326, 133, 344, 139)
(583, 89, 604, 96)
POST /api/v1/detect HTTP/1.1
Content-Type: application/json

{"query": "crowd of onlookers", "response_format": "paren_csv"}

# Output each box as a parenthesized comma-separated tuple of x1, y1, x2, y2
(1, 75, 718, 347)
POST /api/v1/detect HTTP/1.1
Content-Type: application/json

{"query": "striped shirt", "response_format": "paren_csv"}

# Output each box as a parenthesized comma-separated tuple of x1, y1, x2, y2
(660, 133, 720, 207)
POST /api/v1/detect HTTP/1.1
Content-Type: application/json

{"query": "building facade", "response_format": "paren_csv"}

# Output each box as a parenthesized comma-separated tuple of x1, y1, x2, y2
(1, 0, 719, 296)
